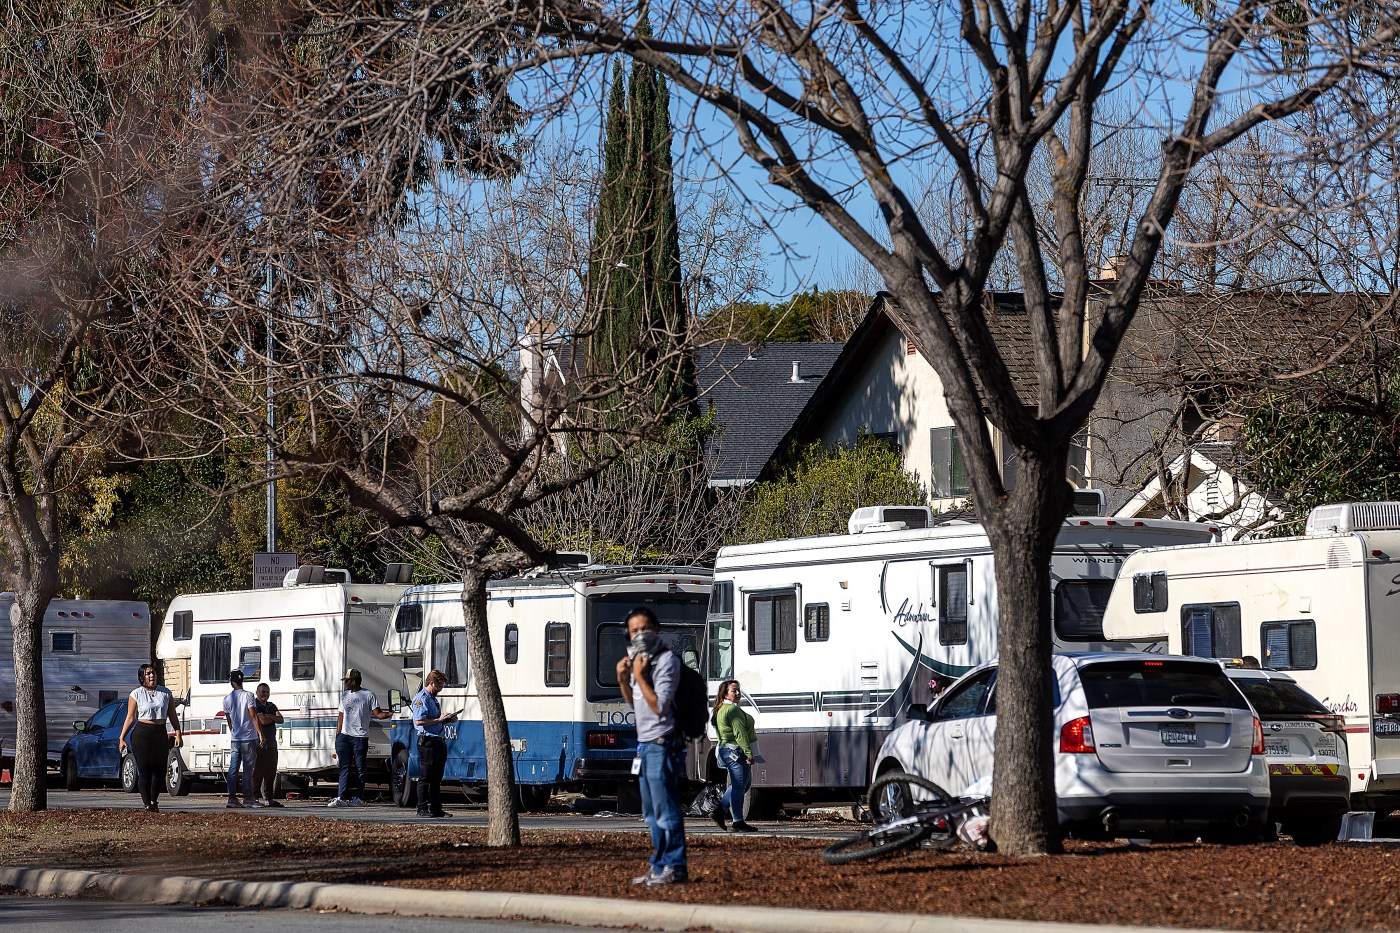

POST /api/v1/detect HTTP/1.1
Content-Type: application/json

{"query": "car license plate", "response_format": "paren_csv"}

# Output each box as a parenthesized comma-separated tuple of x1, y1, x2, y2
(1160, 724, 1197, 745)
(1265, 741, 1289, 757)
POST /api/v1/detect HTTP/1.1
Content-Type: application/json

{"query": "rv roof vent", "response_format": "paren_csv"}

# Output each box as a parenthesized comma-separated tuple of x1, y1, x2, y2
(283, 566, 352, 586)
(849, 506, 933, 534)
(1068, 488, 1107, 517)
(1305, 502, 1400, 535)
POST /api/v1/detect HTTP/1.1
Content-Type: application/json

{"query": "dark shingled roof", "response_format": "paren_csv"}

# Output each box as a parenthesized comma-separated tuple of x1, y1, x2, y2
(697, 342, 845, 484)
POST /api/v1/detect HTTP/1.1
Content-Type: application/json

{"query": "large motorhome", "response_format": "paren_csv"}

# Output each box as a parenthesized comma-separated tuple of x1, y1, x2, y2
(1101, 501, 1400, 810)
(703, 507, 1216, 800)
(0, 596, 151, 767)
(384, 565, 711, 809)
(155, 567, 409, 795)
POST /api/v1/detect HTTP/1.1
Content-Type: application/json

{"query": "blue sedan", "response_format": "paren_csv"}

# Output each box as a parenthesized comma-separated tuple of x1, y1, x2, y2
(61, 699, 138, 793)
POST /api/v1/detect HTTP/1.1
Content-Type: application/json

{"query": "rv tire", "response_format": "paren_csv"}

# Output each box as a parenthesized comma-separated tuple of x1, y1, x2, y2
(391, 747, 416, 808)
(62, 753, 80, 792)
(120, 754, 139, 794)
(1287, 814, 1343, 847)
(166, 750, 192, 797)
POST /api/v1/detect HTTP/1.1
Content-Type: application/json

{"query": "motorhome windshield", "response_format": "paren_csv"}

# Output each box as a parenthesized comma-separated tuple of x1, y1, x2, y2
(587, 592, 707, 701)
(1054, 580, 1113, 641)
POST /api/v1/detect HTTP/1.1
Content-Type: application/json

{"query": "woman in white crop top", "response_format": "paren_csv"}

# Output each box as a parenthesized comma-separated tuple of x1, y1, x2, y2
(118, 664, 182, 812)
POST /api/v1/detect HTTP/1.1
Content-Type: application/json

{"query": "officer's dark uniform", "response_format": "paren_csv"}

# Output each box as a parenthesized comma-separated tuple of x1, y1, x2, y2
(412, 686, 449, 817)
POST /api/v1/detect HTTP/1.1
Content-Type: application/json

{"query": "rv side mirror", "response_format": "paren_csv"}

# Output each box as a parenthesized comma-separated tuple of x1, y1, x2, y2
(388, 688, 403, 712)
(905, 704, 927, 721)
(73, 720, 87, 733)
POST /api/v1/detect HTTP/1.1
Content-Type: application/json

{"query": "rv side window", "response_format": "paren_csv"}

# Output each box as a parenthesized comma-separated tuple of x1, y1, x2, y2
(396, 604, 423, 633)
(938, 565, 968, 646)
(269, 631, 282, 681)
(504, 624, 519, 664)
(50, 632, 79, 653)
(707, 581, 735, 680)
(545, 622, 570, 687)
(804, 603, 830, 642)
(1133, 572, 1167, 613)
(432, 627, 469, 687)
(239, 647, 261, 680)
(292, 629, 316, 680)
(198, 634, 232, 683)
(1054, 581, 1113, 641)
(1261, 620, 1318, 671)
(749, 591, 797, 655)
(708, 581, 733, 616)
(1180, 603, 1242, 658)
(173, 610, 193, 641)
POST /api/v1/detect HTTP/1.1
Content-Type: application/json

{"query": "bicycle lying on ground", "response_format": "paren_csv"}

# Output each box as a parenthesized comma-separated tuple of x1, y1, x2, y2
(821, 772, 992, 864)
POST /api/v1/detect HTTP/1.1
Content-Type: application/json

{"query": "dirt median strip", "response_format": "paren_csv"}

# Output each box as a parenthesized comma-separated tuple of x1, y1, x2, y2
(0, 866, 1223, 933)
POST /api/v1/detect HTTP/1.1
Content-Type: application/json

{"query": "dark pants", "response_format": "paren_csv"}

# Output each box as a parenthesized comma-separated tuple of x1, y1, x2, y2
(335, 733, 369, 801)
(253, 736, 279, 801)
(131, 722, 168, 808)
(416, 734, 446, 815)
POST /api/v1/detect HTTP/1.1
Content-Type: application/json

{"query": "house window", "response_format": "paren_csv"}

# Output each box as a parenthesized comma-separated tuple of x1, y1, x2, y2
(545, 622, 570, 687)
(432, 627, 469, 687)
(292, 628, 316, 680)
(269, 631, 282, 681)
(804, 603, 830, 642)
(938, 565, 968, 645)
(198, 634, 231, 683)
(504, 624, 519, 664)
(1181, 603, 1242, 658)
(239, 647, 261, 681)
(1261, 621, 1318, 671)
(930, 426, 969, 498)
(50, 632, 79, 653)
(870, 432, 901, 455)
(172, 610, 193, 641)
(749, 591, 797, 655)
(395, 604, 423, 633)
(1133, 572, 1168, 613)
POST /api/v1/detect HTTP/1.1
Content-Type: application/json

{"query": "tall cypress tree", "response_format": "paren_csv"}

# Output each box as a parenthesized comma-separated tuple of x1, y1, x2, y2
(588, 15, 692, 409)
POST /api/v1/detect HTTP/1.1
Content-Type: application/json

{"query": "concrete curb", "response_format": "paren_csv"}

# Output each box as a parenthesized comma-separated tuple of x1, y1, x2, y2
(0, 866, 1222, 933)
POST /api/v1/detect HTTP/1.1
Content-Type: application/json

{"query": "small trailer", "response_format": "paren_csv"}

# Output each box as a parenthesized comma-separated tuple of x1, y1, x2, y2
(0, 595, 151, 768)
(383, 565, 712, 809)
(155, 567, 409, 794)
(1101, 501, 1400, 810)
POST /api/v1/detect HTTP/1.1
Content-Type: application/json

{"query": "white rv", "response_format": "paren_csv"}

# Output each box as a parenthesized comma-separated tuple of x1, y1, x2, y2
(1101, 501, 1400, 809)
(0, 595, 151, 767)
(155, 567, 409, 795)
(703, 507, 1215, 799)
(382, 565, 712, 809)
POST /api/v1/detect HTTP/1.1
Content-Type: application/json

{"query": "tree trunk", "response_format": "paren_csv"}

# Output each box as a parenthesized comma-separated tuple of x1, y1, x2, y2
(9, 568, 59, 812)
(459, 566, 521, 846)
(982, 451, 1068, 856)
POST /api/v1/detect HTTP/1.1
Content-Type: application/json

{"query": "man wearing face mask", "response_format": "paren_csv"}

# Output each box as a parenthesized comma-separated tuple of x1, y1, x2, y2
(615, 606, 687, 886)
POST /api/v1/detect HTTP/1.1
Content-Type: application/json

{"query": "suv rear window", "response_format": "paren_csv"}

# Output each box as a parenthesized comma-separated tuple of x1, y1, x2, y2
(1230, 677, 1330, 717)
(1079, 660, 1249, 711)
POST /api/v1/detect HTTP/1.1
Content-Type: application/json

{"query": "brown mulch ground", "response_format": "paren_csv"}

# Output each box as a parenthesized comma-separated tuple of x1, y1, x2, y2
(2, 809, 1398, 932)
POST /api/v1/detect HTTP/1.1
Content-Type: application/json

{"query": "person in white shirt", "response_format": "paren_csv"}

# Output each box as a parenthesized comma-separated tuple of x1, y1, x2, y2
(329, 668, 389, 807)
(117, 664, 182, 812)
(222, 670, 262, 809)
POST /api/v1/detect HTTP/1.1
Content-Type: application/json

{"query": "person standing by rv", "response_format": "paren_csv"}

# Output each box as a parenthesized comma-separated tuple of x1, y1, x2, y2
(411, 668, 457, 818)
(711, 679, 757, 832)
(331, 668, 389, 808)
(252, 683, 284, 808)
(616, 607, 687, 886)
(222, 670, 261, 809)
(118, 664, 181, 813)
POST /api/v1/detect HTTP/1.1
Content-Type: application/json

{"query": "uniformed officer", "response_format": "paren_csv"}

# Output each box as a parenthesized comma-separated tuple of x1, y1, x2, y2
(412, 668, 456, 818)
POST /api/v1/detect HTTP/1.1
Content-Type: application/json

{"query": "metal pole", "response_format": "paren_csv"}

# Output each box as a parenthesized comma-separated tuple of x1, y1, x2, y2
(265, 263, 277, 553)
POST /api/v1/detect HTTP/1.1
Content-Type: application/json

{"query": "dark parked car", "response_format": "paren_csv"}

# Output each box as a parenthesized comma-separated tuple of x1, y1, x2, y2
(61, 699, 137, 793)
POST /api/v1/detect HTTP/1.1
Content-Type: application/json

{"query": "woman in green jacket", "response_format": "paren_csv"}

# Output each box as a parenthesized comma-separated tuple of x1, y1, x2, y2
(711, 679, 757, 832)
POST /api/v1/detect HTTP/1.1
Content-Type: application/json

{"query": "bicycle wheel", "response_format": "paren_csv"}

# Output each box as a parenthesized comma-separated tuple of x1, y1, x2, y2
(821, 822, 930, 865)
(867, 772, 959, 847)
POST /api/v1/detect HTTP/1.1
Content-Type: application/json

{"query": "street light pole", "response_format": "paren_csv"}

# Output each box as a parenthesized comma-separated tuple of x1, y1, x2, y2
(265, 263, 277, 554)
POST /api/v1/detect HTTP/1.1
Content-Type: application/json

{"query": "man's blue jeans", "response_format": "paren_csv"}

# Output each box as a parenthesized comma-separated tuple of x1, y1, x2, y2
(228, 739, 258, 803)
(636, 734, 687, 871)
(336, 733, 369, 801)
(717, 743, 751, 822)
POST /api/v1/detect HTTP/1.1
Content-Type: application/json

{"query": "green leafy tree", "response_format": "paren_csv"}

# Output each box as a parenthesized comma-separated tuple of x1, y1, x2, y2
(703, 289, 871, 344)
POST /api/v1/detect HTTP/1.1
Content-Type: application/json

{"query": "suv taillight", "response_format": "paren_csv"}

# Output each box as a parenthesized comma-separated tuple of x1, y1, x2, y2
(1378, 694, 1400, 714)
(586, 731, 620, 750)
(1060, 716, 1095, 753)
(1251, 718, 1265, 755)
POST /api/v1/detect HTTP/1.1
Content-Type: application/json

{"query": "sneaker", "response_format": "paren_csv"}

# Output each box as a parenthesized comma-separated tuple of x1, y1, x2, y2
(327, 797, 345, 808)
(349, 797, 364, 807)
(731, 821, 758, 832)
(145, 803, 159, 813)
(245, 800, 265, 808)
(645, 866, 689, 886)
(265, 800, 284, 808)
(430, 810, 451, 818)
(226, 799, 243, 809)
(416, 809, 433, 818)
(630, 866, 659, 885)
(710, 809, 728, 831)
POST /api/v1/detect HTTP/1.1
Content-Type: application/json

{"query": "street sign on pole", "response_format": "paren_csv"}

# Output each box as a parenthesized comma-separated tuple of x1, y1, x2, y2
(253, 552, 298, 590)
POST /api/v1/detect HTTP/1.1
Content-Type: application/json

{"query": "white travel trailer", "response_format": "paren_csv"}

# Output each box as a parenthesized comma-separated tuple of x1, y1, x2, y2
(382, 565, 712, 809)
(155, 568, 409, 794)
(0, 596, 151, 767)
(1101, 501, 1400, 809)
(703, 507, 1216, 799)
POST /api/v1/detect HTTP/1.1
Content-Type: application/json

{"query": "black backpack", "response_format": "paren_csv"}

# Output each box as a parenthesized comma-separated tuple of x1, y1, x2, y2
(669, 652, 710, 741)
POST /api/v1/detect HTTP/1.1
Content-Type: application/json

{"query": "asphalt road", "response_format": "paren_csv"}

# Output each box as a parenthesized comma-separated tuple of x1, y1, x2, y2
(0, 895, 619, 933)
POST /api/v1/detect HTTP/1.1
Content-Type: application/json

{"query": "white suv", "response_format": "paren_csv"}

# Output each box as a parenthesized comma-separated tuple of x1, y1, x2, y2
(873, 653, 1271, 839)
